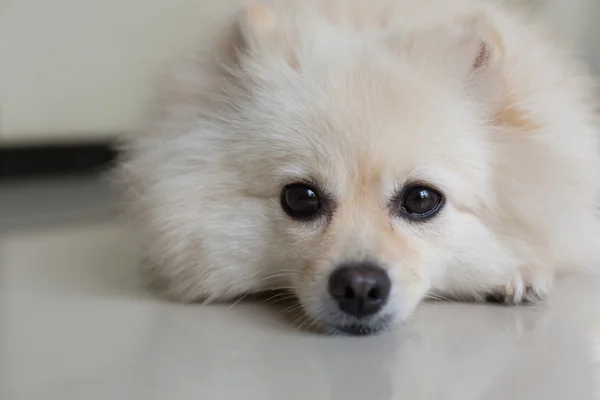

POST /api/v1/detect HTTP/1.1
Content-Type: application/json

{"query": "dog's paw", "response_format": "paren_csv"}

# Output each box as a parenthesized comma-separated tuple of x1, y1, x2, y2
(488, 267, 554, 305)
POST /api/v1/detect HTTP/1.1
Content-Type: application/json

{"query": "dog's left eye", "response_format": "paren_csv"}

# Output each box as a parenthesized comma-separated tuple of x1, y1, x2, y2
(396, 184, 445, 220)
(281, 184, 322, 220)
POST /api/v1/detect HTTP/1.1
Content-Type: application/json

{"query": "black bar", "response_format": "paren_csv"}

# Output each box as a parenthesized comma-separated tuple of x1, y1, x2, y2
(0, 143, 118, 180)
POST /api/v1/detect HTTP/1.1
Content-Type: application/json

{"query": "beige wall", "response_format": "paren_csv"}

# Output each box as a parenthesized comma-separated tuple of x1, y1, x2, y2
(0, 0, 233, 144)
(0, 0, 598, 144)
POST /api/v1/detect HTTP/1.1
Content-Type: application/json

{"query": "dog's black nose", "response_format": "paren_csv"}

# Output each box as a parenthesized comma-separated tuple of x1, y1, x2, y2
(328, 264, 391, 318)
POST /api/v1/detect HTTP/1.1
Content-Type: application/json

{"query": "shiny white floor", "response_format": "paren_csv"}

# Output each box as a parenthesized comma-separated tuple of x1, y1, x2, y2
(2, 177, 600, 400)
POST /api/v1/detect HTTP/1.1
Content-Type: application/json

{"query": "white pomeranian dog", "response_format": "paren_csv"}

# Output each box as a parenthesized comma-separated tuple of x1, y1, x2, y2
(119, 0, 600, 335)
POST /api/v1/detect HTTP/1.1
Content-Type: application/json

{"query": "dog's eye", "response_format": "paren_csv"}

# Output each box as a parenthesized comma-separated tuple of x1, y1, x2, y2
(281, 184, 321, 220)
(398, 184, 444, 220)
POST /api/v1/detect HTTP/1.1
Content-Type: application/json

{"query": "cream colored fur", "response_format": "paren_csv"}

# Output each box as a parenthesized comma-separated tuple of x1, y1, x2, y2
(118, 0, 600, 333)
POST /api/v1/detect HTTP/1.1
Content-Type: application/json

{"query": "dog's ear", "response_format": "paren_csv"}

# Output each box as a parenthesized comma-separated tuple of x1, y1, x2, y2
(386, 13, 509, 120)
(454, 13, 505, 76)
(231, 3, 298, 68)
(386, 13, 505, 84)
(452, 13, 507, 105)
(452, 16, 540, 131)
(236, 3, 279, 51)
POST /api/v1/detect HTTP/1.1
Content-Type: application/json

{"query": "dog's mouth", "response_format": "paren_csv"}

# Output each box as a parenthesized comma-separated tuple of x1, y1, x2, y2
(328, 323, 389, 336)
(320, 313, 395, 336)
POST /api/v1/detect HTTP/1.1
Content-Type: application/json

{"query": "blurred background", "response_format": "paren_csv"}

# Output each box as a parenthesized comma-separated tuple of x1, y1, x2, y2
(0, 0, 598, 153)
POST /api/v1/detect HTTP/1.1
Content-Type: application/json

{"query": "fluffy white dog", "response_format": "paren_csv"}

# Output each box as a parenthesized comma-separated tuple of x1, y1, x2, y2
(119, 0, 600, 335)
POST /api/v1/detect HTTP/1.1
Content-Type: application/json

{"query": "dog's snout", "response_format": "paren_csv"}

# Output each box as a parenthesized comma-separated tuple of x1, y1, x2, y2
(328, 264, 391, 318)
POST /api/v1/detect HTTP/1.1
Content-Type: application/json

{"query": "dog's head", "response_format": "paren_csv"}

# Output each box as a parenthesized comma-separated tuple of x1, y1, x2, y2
(201, 4, 512, 335)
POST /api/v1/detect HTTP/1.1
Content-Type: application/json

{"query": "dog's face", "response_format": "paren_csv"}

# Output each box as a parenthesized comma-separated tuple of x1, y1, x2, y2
(266, 93, 490, 335)
(216, 5, 507, 334)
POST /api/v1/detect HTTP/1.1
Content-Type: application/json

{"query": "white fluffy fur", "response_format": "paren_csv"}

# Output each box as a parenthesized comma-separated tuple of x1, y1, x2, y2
(118, 0, 600, 333)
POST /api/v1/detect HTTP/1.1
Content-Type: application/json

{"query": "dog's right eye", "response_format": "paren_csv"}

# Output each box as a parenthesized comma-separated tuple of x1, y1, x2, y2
(281, 184, 321, 220)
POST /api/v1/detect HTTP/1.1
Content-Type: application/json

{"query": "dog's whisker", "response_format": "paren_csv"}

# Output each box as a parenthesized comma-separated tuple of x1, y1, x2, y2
(255, 273, 294, 284)
(303, 316, 321, 333)
(227, 293, 252, 309)
(290, 313, 311, 331)
(260, 286, 297, 292)
(424, 293, 457, 303)
(259, 292, 297, 305)
(276, 303, 303, 317)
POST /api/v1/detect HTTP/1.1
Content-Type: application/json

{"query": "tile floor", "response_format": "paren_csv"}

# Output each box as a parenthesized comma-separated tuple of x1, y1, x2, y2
(1, 176, 600, 400)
